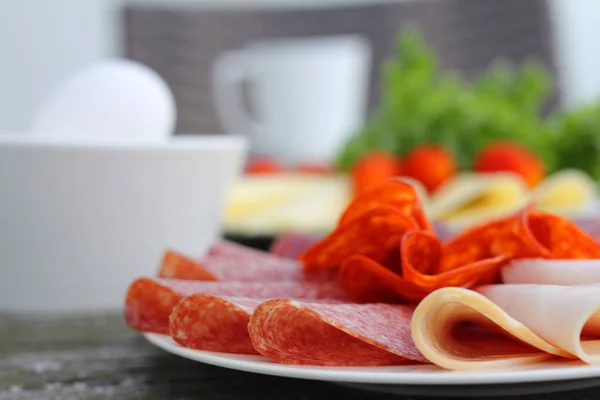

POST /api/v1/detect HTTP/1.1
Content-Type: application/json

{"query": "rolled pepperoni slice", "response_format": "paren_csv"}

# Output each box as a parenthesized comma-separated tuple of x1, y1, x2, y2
(124, 277, 349, 334)
(401, 231, 507, 290)
(439, 213, 540, 276)
(300, 206, 419, 271)
(339, 255, 429, 303)
(338, 178, 433, 232)
(518, 209, 600, 259)
(248, 300, 428, 366)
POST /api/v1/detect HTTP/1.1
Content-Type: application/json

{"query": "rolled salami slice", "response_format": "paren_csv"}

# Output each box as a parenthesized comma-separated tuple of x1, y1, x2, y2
(248, 300, 427, 366)
(124, 277, 348, 334)
(412, 285, 600, 370)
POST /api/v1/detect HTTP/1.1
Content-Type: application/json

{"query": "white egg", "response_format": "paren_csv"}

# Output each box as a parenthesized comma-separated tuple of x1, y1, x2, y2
(30, 59, 176, 139)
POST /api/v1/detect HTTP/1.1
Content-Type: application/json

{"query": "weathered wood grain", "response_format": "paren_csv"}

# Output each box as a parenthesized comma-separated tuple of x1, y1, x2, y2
(1, 313, 600, 400)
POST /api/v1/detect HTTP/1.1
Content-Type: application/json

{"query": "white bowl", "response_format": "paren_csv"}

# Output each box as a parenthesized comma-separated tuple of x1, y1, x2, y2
(0, 133, 247, 313)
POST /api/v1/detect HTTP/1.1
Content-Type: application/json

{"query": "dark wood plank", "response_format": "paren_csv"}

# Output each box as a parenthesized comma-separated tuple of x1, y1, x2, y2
(1, 313, 600, 399)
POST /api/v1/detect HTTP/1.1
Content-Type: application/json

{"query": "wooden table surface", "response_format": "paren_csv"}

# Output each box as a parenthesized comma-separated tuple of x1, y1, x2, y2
(2, 313, 600, 400)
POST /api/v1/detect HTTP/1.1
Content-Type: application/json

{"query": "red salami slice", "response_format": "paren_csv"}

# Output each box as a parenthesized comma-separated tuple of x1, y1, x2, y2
(269, 233, 322, 259)
(158, 241, 334, 282)
(200, 256, 305, 281)
(170, 296, 349, 354)
(248, 300, 427, 366)
(170, 296, 263, 354)
(158, 250, 218, 281)
(124, 278, 348, 334)
(206, 240, 286, 262)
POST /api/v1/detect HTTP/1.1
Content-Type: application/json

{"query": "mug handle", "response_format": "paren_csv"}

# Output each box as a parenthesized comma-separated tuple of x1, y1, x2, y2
(212, 51, 265, 138)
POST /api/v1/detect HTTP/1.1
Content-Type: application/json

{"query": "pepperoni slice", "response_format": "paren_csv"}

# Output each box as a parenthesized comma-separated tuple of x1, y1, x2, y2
(338, 178, 432, 232)
(248, 299, 427, 366)
(300, 206, 419, 271)
(338, 233, 506, 303)
(124, 278, 349, 334)
(401, 231, 507, 290)
(339, 255, 429, 303)
(519, 209, 600, 259)
(439, 215, 529, 273)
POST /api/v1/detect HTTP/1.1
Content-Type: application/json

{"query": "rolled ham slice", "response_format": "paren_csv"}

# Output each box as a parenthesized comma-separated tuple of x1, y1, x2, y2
(412, 285, 600, 370)
(503, 259, 600, 286)
(124, 277, 349, 334)
(248, 300, 427, 366)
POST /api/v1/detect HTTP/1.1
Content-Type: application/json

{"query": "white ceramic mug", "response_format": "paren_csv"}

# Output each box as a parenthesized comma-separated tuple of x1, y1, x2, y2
(212, 35, 371, 164)
(0, 133, 246, 313)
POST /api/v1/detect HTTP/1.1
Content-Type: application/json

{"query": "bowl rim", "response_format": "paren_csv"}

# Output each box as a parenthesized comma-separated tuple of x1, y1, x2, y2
(0, 131, 247, 150)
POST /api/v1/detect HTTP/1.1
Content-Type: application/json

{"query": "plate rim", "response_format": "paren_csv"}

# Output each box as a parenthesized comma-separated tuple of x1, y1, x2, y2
(144, 333, 600, 386)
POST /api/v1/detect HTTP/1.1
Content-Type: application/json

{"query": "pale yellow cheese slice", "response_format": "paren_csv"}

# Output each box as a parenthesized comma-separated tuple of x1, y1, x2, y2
(223, 174, 351, 235)
(428, 173, 530, 230)
(224, 174, 323, 221)
(532, 169, 599, 217)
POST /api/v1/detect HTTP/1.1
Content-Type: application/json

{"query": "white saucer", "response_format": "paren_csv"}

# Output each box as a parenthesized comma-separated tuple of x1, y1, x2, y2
(144, 333, 600, 396)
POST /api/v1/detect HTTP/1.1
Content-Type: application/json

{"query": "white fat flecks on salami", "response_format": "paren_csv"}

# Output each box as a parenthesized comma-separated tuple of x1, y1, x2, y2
(158, 241, 335, 282)
(170, 296, 263, 354)
(124, 277, 349, 334)
(170, 295, 347, 354)
(269, 233, 321, 260)
(248, 300, 427, 366)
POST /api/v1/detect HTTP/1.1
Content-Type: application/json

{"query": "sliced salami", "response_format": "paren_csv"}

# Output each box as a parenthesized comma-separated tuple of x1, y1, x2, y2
(170, 295, 348, 354)
(158, 250, 218, 281)
(206, 240, 281, 260)
(169, 296, 263, 354)
(158, 241, 335, 282)
(269, 233, 322, 260)
(124, 277, 348, 334)
(248, 300, 428, 366)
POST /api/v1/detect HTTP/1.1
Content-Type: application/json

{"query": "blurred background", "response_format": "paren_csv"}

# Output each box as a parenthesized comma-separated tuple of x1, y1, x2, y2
(4, 0, 600, 311)
(1, 0, 599, 132)
(5, 0, 600, 233)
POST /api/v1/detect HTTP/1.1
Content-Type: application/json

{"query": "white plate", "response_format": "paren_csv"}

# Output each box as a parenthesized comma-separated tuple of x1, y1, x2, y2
(145, 333, 600, 396)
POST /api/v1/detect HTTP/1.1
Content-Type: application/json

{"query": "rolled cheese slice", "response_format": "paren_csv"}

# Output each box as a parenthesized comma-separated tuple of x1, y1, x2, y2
(533, 169, 599, 217)
(428, 172, 530, 230)
(412, 285, 600, 370)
